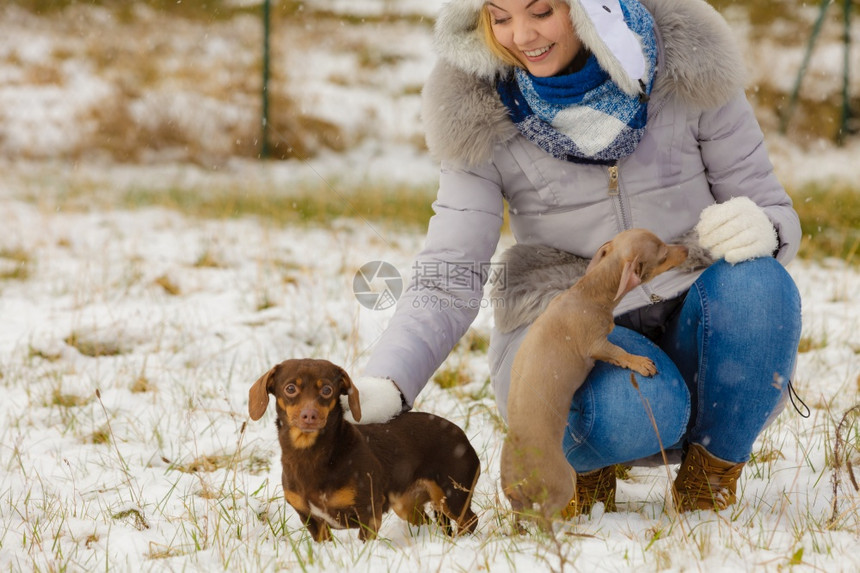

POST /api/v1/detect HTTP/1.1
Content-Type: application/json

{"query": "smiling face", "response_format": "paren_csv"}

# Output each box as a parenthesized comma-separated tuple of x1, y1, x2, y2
(486, 0, 582, 77)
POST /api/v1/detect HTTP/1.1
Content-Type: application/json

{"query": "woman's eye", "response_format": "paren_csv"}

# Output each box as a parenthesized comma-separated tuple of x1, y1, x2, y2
(492, 16, 510, 25)
(534, 11, 553, 18)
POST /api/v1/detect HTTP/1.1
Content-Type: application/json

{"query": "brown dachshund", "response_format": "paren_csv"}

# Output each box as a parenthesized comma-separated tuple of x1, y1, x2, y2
(501, 228, 689, 527)
(249, 358, 480, 542)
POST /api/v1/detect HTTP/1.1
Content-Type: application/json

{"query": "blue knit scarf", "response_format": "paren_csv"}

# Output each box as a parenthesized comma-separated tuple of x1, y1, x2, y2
(496, 2, 657, 165)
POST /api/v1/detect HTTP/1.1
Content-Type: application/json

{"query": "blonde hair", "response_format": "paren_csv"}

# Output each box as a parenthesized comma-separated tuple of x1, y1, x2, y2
(477, 6, 525, 70)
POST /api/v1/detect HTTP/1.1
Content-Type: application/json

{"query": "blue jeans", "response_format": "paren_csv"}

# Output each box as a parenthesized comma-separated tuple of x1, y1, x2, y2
(562, 258, 802, 471)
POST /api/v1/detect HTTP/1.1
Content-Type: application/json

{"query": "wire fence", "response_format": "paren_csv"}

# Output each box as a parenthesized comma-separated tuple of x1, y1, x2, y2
(781, 0, 856, 145)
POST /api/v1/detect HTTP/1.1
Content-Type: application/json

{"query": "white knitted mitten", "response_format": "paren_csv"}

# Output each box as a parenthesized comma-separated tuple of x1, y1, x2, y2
(341, 376, 403, 424)
(696, 197, 778, 264)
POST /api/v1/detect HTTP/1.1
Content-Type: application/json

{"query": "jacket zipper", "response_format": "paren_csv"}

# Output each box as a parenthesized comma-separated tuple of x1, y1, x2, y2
(607, 162, 627, 227)
(607, 162, 663, 304)
(607, 164, 620, 196)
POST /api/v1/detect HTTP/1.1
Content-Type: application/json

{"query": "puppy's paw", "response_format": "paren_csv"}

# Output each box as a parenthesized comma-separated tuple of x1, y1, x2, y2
(627, 356, 657, 377)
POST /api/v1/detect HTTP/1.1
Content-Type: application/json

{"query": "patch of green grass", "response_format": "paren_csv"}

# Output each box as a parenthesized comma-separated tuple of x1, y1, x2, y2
(708, 0, 807, 29)
(749, 82, 854, 142)
(750, 448, 786, 464)
(8, 0, 78, 13)
(789, 183, 860, 265)
(50, 175, 860, 266)
(433, 366, 470, 390)
(435, 330, 491, 389)
(10, 0, 246, 19)
(111, 507, 150, 531)
(280, 5, 434, 27)
(118, 183, 438, 229)
(11, 0, 434, 24)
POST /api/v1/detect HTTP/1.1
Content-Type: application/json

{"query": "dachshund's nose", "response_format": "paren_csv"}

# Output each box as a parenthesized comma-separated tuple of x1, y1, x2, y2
(300, 408, 320, 425)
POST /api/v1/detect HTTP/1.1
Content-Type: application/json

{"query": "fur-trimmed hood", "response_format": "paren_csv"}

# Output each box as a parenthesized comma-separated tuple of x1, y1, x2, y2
(422, 0, 746, 167)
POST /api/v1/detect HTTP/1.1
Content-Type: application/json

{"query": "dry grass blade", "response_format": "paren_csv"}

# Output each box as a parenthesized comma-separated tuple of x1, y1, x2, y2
(95, 388, 140, 507)
(830, 404, 860, 524)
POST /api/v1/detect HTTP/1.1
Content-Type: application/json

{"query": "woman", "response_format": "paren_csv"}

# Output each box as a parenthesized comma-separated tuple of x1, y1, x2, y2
(346, 0, 802, 515)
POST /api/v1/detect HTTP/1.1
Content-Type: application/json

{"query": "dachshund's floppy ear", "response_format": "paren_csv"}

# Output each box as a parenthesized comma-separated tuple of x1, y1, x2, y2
(615, 255, 643, 300)
(249, 363, 280, 421)
(337, 366, 362, 423)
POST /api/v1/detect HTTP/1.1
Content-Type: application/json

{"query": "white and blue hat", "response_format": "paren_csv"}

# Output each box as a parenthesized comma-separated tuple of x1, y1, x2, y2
(433, 0, 649, 96)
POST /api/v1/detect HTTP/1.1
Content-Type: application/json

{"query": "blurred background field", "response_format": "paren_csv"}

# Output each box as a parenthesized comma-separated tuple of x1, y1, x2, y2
(2, 0, 857, 157)
(1, 0, 858, 264)
(1, 2, 859, 572)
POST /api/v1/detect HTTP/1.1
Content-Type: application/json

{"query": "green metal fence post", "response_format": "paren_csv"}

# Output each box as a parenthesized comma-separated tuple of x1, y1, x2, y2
(838, 0, 853, 145)
(780, 0, 831, 135)
(261, 0, 271, 159)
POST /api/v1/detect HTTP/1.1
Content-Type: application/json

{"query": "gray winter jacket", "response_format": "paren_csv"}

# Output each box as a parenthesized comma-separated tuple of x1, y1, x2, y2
(362, 0, 801, 414)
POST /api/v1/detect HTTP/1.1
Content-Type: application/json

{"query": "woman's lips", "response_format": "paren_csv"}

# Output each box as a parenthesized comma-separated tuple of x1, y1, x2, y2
(522, 43, 554, 62)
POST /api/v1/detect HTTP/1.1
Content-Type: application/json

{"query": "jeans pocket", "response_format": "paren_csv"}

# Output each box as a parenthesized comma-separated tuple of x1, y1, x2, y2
(563, 386, 595, 455)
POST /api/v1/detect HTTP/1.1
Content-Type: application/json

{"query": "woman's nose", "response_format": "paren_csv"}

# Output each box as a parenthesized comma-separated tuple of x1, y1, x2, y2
(512, 18, 537, 47)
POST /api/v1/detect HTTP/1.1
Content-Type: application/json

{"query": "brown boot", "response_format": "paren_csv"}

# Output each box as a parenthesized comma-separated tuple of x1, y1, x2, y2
(673, 443, 745, 512)
(562, 465, 618, 518)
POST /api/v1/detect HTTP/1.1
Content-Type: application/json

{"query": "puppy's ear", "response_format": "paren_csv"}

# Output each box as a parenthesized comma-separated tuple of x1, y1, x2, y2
(586, 241, 613, 274)
(249, 363, 280, 421)
(337, 367, 362, 423)
(615, 255, 642, 300)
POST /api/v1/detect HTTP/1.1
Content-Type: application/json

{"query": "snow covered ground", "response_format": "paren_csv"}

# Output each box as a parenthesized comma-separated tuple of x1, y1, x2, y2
(1, 1, 859, 571)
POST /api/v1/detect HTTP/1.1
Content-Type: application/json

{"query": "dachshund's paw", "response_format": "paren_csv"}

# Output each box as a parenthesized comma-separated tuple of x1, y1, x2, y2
(627, 356, 657, 377)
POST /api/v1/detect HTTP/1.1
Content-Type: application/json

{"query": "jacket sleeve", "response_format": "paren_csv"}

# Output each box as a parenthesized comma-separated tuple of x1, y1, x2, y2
(361, 160, 505, 406)
(697, 90, 801, 264)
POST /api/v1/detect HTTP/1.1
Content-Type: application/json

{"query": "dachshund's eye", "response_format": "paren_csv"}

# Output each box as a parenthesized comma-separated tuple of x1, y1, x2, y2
(319, 384, 334, 398)
(284, 384, 299, 397)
